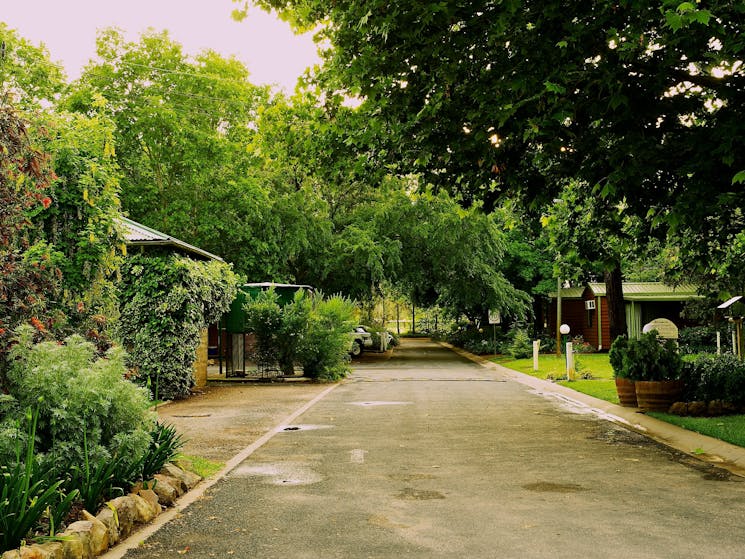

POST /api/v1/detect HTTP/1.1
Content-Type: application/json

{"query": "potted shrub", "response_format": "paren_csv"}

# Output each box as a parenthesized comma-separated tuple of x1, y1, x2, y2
(609, 337, 637, 407)
(609, 331, 684, 411)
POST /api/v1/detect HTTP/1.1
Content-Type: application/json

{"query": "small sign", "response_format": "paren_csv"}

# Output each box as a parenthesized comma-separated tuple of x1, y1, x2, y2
(488, 310, 501, 325)
(643, 318, 679, 340)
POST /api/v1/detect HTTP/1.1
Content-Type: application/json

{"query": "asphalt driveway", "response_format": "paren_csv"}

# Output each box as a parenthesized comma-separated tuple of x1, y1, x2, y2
(114, 339, 745, 558)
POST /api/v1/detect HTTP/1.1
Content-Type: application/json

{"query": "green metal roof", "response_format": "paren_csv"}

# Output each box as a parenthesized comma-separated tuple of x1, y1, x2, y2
(119, 217, 224, 262)
(587, 282, 702, 301)
(549, 282, 702, 301)
(549, 287, 585, 299)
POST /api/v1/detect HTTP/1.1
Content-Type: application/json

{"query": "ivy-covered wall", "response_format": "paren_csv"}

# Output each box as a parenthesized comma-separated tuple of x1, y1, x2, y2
(117, 253, 237, 400)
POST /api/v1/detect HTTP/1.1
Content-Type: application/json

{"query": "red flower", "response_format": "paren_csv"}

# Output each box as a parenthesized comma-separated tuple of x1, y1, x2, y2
(41, 197, 52, 209)
(29, 317, 46, 332)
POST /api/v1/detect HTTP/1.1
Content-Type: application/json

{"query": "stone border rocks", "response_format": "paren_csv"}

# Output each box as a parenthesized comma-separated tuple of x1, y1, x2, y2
(1, 463, 200, 559)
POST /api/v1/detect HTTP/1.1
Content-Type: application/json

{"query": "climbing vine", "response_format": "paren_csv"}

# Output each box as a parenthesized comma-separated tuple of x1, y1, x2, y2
(118, 253, 237, 400)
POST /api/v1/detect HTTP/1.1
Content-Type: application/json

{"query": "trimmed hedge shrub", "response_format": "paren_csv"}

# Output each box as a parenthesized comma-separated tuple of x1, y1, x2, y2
(680, 353, 745, 406)
(678, 326, 718, 355)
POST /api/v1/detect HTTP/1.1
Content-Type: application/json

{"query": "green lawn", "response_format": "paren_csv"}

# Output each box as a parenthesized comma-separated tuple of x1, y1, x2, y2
(647, 413, 745, 448)
(556, 379, 619, 404)
(495, 353, 614, 380)
(494, 353, 618, 403)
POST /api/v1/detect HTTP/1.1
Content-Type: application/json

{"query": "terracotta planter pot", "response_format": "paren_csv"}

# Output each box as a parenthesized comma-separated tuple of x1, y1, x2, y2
(635, 380, 684, 412)
(615, 377, 638, 407)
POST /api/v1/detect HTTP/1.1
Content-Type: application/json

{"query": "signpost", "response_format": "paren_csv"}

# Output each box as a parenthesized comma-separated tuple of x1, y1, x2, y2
(489, 310, 501, 355)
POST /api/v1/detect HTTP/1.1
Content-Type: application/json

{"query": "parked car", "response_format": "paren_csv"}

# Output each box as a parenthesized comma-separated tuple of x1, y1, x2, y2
(349, 326, 374, 357)
(348, 326, 395, 356)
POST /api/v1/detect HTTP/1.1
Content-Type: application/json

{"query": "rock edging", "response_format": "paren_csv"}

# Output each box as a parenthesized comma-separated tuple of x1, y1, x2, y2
(1, 463, 201, 559)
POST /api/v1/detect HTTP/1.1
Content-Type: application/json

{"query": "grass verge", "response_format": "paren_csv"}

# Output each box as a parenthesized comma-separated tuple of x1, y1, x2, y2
(176, 454, 225, 479)
(495, 353, 613, 380)
(556, 379, 619, 404)
(495, 353, 618, 403)
(647, 413, 745, 448)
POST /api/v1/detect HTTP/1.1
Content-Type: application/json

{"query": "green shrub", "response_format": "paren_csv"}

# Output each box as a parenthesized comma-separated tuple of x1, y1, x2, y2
(608, 331, 682, 381)
(243, 291, 354, 381)
(608, 336, 628, 377)
(538, 333, 556, 354)
(571, 335, 596, 353)
(508, 329, 533, 359)
(297, 294, 355, 381)
(463, 338, 498, 355)
(243, 289, 312, 375)
(3, 326, 154, 483)
(680, 353, 745, 405)
(118, 254, 237, 400)
(678, 326, 718, 355)
(243, 289, 284, 371)
(447, 326, 509, 354)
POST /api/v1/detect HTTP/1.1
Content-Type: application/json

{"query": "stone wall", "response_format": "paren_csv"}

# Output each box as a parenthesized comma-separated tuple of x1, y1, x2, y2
(1, 464, 200, 559)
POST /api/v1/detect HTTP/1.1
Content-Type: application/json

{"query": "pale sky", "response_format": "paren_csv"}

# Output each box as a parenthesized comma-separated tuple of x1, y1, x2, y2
(0, 0, 321, 93)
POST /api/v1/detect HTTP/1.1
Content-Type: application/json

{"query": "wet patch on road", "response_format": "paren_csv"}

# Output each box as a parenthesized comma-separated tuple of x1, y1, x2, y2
(590, 423, 657, 448)
(395, 487, 446, 500)
(230, 462, 323, 486)
(591, 422, 743, 482)
(522, 481, 586, 493)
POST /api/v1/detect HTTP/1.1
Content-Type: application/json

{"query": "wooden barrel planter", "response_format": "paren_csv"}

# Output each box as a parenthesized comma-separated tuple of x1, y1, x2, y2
(635, 380, 684, 412)
(615, 377, 638, 407)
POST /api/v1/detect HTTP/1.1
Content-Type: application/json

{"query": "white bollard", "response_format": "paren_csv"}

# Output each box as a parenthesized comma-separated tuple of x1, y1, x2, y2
(533, 340, 540, 371)
(566, 342, 574, 380)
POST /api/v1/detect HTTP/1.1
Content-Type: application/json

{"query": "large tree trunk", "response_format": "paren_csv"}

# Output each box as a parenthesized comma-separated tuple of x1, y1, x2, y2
(605, 263, 627, 342)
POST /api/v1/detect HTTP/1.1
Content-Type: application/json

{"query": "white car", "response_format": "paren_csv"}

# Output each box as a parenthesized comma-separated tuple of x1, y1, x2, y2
(349, 326, 374, 357)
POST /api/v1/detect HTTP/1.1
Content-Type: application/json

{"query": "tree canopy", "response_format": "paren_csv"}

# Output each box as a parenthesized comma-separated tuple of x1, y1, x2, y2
(249, 0, 744, 247)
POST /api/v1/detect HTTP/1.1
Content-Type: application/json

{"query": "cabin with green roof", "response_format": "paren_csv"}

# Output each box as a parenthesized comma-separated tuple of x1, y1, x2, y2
(549, 282, 703, 350)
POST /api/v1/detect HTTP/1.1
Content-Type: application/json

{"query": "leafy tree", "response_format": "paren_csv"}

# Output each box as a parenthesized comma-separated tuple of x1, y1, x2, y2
(65, 29, 282, 274)
(0, 23, 65, 109)
(377, 189, 531, 324)
(540, 181, 647, 338)
(246, 0, 744, 294)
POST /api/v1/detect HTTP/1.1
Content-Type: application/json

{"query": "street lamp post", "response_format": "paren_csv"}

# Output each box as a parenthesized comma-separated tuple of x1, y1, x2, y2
(560, 323, 572, 379)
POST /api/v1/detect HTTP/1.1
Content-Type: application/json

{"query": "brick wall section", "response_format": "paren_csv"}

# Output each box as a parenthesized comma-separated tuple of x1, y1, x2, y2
(193, 328, 208, 387)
